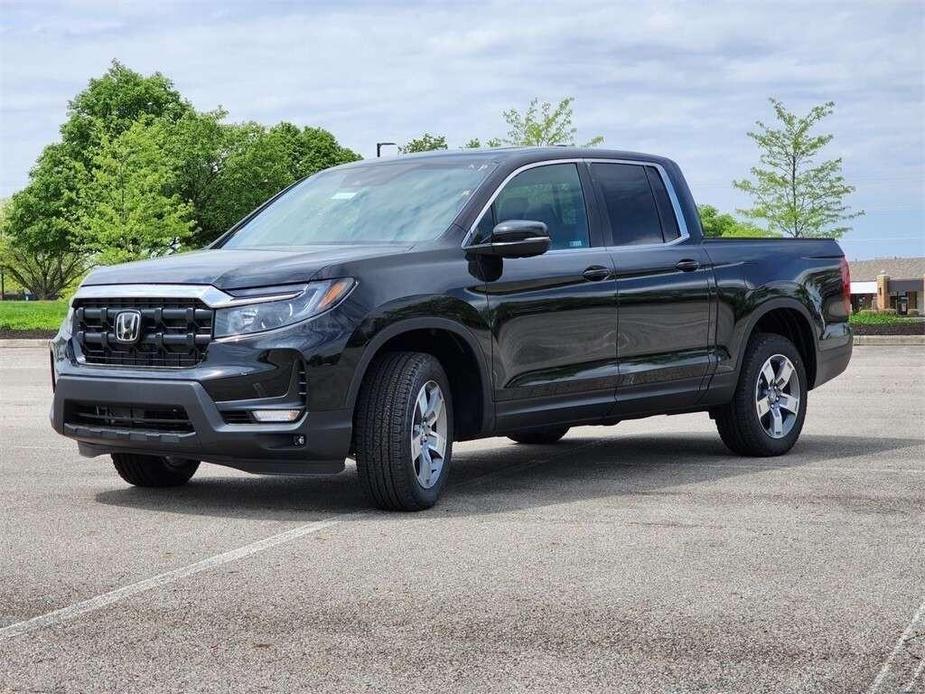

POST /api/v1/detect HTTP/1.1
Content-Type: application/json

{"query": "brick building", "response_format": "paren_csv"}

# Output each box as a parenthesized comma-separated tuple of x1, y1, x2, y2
(849, 257, 925, 314)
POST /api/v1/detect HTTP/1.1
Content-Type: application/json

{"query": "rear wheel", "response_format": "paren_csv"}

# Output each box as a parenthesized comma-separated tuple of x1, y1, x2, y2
(354, 352, 453, 511)
(111, 453, 199, 487)
(508, 426, 570, 445)
(715, 333, 807, 457)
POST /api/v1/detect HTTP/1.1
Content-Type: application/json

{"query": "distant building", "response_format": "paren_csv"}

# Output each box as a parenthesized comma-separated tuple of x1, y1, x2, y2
(849, 257, 925, 314)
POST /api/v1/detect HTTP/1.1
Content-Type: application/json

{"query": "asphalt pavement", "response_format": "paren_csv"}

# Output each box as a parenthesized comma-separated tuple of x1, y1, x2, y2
(1, 345, 923, 693)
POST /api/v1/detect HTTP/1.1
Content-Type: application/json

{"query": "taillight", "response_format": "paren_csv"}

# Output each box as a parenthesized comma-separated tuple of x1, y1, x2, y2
(840, 257, 851, 315)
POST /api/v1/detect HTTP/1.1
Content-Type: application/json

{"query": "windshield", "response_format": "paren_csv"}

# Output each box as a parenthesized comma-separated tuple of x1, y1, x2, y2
(221, 157, 498, 248)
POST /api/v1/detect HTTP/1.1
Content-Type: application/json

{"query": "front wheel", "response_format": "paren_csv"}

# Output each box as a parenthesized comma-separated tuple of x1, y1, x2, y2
(112, 453, 199, 487)
(714, 333, 807, 457)
(354, 352, 453, 511)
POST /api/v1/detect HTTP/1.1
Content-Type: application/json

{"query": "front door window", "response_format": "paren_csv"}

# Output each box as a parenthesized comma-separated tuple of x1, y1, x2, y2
(486, 164, 590, 251)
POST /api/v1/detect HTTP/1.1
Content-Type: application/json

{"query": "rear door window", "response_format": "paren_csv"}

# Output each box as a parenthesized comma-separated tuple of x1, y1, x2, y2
(591, 163, 678, 246)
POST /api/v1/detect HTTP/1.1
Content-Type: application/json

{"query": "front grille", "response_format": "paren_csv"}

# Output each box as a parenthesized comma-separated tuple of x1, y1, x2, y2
(66, 402, 194, 434)
(74, 297, 213, 367)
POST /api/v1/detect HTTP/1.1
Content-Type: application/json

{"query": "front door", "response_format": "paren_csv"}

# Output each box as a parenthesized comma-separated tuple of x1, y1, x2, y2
(475, 162, 618, 431)
(587, 161, 714, 414)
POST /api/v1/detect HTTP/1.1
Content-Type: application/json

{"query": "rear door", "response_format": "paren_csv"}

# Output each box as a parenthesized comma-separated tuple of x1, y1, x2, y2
(475, 162, 618, 431)
(588, 161, 714, 414)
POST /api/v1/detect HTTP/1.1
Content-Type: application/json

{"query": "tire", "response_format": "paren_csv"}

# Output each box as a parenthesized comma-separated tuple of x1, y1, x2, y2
(111, 453, 199, 487)
(354, 352, 453, 511)
(508, 426, 570, 445)
(715, 333, 807, 457)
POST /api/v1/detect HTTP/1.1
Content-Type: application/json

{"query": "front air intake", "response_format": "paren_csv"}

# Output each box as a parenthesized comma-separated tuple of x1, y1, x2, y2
(65, 402, 194, 434)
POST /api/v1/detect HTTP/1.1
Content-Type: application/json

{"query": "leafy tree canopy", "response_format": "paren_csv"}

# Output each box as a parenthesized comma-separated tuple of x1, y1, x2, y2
(501, 97, 603, 147)
(733, 99, 862, 238)
(698, 204, 771, 238)
(0, 61, 360, 297)
(402, 133, 448, 153)
(463, 137, 502, 149)
(404, 97, 600, 152)
(79, 119, 194, 265)
(61, 60, 193, 167)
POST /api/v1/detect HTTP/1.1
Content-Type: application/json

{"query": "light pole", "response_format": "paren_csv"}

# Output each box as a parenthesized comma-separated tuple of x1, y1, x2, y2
(376, 142, 398, 158)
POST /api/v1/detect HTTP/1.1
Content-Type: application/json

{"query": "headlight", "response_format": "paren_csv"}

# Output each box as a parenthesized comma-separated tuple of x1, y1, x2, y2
(214, 278, 355, 338)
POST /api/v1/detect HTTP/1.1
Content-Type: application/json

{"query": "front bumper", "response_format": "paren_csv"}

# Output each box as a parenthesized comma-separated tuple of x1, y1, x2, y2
(50, 375, 351, 476)
(49, 291, 363, 474)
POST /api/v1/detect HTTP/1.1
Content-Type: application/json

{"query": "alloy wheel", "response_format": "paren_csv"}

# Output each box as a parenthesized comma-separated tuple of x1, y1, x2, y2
(755, 353, 801, 439)
(411, 380, 448, 489)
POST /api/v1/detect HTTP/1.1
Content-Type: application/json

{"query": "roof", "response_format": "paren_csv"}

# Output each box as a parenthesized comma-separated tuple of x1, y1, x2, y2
(335, 146, 676, 170)
(849, 257, 925, 281)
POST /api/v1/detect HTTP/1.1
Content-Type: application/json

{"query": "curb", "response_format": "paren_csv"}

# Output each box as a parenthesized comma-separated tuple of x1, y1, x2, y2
(1, 336, 923, 348)
(0, 339, 51, 348)
(852, 335, 925, 346)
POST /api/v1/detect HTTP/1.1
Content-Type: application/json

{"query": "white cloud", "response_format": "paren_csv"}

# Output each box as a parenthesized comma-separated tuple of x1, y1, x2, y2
(0, 0, 922, 258)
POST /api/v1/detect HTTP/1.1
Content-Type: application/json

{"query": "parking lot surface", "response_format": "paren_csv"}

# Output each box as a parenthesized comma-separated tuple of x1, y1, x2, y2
(1, 345, 923, 693)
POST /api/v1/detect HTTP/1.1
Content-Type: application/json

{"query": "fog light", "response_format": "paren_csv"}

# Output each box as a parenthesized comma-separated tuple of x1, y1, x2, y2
(251, 409, 302, 423)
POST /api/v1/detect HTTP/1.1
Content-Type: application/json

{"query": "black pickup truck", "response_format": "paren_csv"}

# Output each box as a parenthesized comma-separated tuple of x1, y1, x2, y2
(50, 148, 852, 511)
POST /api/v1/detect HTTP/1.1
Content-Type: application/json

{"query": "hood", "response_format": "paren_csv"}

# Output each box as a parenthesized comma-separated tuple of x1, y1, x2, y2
(82, 245, 410, 290)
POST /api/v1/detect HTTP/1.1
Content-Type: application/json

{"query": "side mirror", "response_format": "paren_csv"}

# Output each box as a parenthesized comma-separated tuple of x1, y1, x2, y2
(465, 220, 551, 258)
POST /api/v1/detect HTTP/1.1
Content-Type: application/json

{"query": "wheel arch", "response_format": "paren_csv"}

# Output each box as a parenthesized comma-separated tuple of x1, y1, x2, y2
(738, 298, 820, 389)
(345, 317, 493, 439)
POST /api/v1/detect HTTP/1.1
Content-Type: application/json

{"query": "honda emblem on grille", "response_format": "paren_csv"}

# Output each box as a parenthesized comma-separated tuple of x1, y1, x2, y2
(114, 310, 142, 344)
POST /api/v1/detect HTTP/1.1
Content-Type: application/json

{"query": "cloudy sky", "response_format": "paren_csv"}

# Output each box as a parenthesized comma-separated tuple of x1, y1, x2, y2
(1, 0, 922, 259)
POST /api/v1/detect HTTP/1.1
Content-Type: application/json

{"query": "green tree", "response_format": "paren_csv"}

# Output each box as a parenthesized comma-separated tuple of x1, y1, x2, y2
(402, 133, 448, 153)
(2, 61, 361, 280)
(1, 144, 89, 298)
(185, 120, 359, 245)
(733, 99, 862, 238)
(0, 199, 26, 297)
(1, 61, 193, 296)
(462, 137, 502, 149)
(501, 97, 603, 147)
(61, 60, 193, 173)
(79, 120, 194, 264)
(698, 204, 770, 238)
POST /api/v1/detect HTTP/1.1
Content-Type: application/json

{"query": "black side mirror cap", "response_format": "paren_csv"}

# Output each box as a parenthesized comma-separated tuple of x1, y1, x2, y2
(465, 220, 551, 258)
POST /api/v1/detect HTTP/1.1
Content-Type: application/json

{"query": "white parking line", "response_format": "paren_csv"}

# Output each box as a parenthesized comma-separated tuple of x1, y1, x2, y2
(1, 440, 605, 640)
(0, 517, 345, 640)
(866, 596, 925, 693)
(905, 658, 925, 694)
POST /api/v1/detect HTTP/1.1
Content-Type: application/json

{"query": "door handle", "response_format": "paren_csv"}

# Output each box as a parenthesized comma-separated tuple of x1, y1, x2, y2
(582, 265, 611, 281)
(676, 258, 700, 272)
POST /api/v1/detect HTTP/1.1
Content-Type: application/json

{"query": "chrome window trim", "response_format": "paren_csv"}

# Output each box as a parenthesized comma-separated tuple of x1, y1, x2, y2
(461, 158, 691, 249)
(71, 284, 304, 308)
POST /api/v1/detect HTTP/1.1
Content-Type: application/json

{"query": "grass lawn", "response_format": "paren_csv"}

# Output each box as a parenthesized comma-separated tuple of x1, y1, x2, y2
(0, 300, 69, 333)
